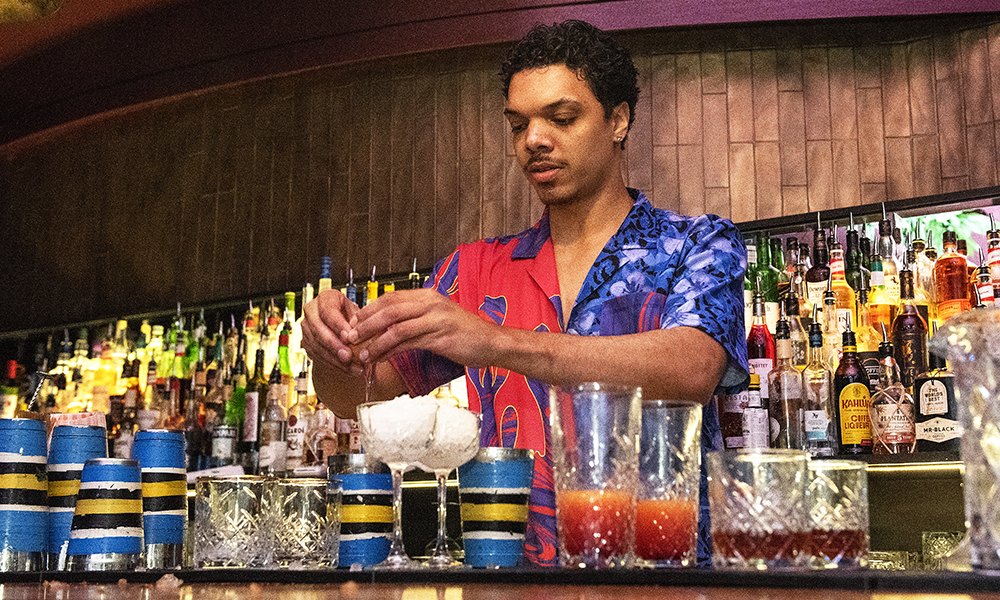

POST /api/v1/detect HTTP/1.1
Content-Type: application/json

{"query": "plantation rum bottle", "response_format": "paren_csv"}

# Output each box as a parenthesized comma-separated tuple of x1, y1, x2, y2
(892, 269, 928, 391)
(935, 231, 971, 322)
(802, 316, 835, 457)
(868, 335, 916, 454)
(768, 316, 803, 450)
(913, 331, 960, 452)
(833, 328, 872, 455)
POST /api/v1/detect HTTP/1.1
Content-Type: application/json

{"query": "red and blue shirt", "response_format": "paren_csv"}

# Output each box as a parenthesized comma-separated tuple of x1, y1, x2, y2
(391, 189, 749, 566)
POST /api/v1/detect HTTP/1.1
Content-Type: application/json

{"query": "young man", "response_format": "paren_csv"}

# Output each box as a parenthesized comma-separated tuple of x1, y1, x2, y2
(301, 20, 749, 566)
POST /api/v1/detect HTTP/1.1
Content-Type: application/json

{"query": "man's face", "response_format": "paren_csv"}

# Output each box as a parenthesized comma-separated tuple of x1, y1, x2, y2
(504, 64, 625, 207)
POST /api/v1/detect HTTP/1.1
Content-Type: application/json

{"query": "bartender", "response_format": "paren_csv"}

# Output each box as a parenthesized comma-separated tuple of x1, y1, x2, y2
(302, 19, 749, 567)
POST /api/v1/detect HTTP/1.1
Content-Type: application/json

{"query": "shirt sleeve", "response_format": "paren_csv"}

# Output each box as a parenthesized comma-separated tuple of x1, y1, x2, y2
(658, 214, 750, 394)
(388, 250, 466, 397)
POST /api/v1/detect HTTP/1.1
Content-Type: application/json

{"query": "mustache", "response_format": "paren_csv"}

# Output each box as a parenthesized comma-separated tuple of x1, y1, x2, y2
(525, 155, 565, 171)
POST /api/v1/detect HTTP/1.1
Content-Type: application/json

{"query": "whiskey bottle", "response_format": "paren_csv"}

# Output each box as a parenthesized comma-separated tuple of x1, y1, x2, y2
(768, 316, 803, 449)
(869, 336, 916, 454)
(934, 230, 971, 322)
(805, 223, 831, 310)
(833, 328, 872, 455)
(892, 269, 928, 391)
(802, 316, 835, 457)
(742, 374, 769, 449)
(913, 334, 960, 452)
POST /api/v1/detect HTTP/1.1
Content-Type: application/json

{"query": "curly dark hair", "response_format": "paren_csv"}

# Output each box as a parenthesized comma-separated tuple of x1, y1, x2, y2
(500, 20, 639, 146)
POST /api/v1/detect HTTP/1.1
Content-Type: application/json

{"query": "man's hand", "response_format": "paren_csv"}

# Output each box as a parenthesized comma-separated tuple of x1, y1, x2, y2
(301, 289, 363, 377)
(348, 289, 497, 368)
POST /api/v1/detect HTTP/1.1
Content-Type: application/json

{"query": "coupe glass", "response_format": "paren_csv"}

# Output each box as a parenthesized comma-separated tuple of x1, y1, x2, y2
(416, 400, 482, 568)
(356, 397, 438, 569)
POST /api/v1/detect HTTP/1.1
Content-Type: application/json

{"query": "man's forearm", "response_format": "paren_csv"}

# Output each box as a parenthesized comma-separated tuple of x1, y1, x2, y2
(485, 325, 727, 404)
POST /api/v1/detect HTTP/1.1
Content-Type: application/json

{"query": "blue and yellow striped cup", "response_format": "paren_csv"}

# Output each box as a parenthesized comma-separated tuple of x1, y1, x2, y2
(0, 418, 48, 572)
(65, 458, 143, 571)
(458, 447, 534, 568)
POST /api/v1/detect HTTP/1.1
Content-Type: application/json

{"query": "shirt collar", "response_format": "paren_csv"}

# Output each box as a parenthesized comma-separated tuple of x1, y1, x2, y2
(511, 188, 652, 260)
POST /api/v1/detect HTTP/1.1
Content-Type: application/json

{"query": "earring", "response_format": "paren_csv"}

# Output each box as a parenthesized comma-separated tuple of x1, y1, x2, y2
(615, 136, 622, 142)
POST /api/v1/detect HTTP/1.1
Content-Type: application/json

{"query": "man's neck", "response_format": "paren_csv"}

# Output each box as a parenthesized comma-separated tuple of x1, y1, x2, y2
(548, 184, 634, 250)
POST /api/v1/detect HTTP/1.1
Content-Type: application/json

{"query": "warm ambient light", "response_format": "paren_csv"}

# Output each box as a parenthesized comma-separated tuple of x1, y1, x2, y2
(866, 461, 965, 475)
(0, 0, 61, 22)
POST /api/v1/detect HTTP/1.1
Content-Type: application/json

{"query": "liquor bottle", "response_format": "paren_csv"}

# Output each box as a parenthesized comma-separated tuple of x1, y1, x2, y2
(259, 360, 288, 477)
(913, 226, 938, 322)
(913, 331, 960, 452)
(163, 330, 186, 430)
(243, 301, 261, 374)
(345, 268, 358, 305)
(110, 319, 130, 395)
(821, 283, 842, 371)
(791, 255, 813, 328)
(869, 335, 916, 454)
(318, 256, 333, 293)
(829, 228, 856, 334)
(904, 248, 933, 324)
(225, 337, 248, 432)
(802, 315, 835, 457)
(975, 249, 995, 307)
(1, 360, 18, 419)
(186, 354, 209, 471)
(768, 316, 803, 449)
(799, 242, 812, 271)
(742, 375, 769, 449)
(137, 355, 160, 430)
(833, 328, 872, 455)
(877, 213, 901, 303)
(757, 233, 780, 332)
(805, 223, 831, 311)
(747, 293, 775, 403)
(53, 335, 74, 413)
(855, 285, 882, 385)
(934, 230, 971, 322)
(845, 223, 864, 293)
(286, 361, 315, 472)
(859, 225, 873, 292)
(242, 347, 268, 474)
(89, 339, 117, 415)
(784, 238, 799, 286)
(868, 243, 896, 336)
(987, 222, 1000, 300)
(113, 359, 140, 459)
(784, 293, 809, 369)
(892, 269, 928, 391)
(772, 237, 790, 301)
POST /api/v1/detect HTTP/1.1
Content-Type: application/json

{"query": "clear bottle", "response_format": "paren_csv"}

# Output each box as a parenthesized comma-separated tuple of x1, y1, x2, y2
(821, 284, 842, 372)
(855, 285, 882, 387)
(747, 293, 775, 403)
(771, 237, 790, 302)
(768, 317, 804, 450)
(859, 225, 873, 292)
(934, 230, 971, 322)
(802, 316, 835, 457)
(285, 361, 315, 472)
(829, 229, 856, 335)
(892, 269, 929, 392)
(89, 338, 117, 415)
(833, 329, 872, 455)
(742, 375, 769, 449)
(784, 293, 809, 369)
(869, 336, 916, 454)
(784, 238, 799, 287)
(185, 355, 209, 471)
(259, 360, 288, 477)
(987, 225, 1000, 301)
(877, 216, 901, 304)
(791, 258, 814, 328)
(913, 328, 960, 453)
(974, 249, 995, 307)
(112, 359, 140, 459)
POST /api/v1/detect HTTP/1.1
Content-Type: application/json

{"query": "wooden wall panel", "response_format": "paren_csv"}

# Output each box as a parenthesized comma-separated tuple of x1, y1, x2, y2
(3, 17, 1000, 333)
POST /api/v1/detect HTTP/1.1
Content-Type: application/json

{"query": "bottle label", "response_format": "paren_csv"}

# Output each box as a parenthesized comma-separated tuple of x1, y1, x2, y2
(0, 393, 17, 419)
(918, 378, 950, 415)
(830, 256, 846, 277)
(871, 401, 916, 445)
(764, 302, 780, 334)
(349, 420, 363, 453)
(916, 416, 960, 443)
(748, 358, 773, 400)
(746, 244, 757, 264)
(977, 281, 995, 305)
(123, 388, 137, 409)
(871, 269, 885, 287)
(836, 308, 853, 334)
(838, 383, 872, 446)
(988, 246, 1000, 280)
(804, 410, 830, 441)
(287, 422, 307, 460)
(806, 282, 827, 311)
(137, 409, 159, 430)
(244, 391, 259, 442)
(113, 430, 134, 459)
(938, 299, 971, 322)
(212, 428, 237, 461)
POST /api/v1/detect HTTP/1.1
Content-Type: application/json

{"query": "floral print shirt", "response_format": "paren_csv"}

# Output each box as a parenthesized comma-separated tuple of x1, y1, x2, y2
(390, 189, 749, 566)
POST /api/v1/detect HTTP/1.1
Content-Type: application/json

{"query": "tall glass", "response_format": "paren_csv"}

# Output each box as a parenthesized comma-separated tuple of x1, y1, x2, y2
(356, 397, 437, 569)
(415, 401, 481, 568)
(549, 382, 641, 569)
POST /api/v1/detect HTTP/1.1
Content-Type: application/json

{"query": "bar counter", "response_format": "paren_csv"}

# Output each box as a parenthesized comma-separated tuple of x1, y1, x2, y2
(3, 568, 1000, 599)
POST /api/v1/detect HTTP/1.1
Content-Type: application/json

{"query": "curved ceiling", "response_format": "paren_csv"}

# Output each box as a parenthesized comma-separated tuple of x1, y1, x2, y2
(1, 0, 997, 149)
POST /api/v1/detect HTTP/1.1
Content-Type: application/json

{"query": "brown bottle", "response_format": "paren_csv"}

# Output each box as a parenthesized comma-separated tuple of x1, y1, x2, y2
(805, 226, 831, 311)
(833, 329, 872, 455)
(891, 269, 928, 391)
(934, 231, 970, 322)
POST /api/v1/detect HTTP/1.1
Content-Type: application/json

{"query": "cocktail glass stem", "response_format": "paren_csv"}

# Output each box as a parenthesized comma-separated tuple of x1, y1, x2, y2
(377, 465, 419, 569)
(426, 470, 456, 568)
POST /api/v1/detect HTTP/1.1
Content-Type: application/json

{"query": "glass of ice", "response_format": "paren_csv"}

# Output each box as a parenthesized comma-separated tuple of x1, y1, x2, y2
(415, 399, 482, 568)
(356, 396, 438, 569)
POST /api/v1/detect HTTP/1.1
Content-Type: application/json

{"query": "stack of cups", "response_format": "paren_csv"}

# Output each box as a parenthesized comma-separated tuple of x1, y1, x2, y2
(132, 429, 187, 569)
(65, 458, 144, 571)
(47, 424, 108, 570)
(328, 454, 391, 568)
(0, 418, 48, 572)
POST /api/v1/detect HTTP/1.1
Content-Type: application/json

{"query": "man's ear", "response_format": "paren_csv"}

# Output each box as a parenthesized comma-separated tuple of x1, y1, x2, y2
(612, 101, 630, 146)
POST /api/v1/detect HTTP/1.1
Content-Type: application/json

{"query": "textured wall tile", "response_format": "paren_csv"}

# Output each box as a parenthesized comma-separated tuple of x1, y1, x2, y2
(803, 48, 831, 141)
(833, 139, 861, 208)
(782, 185, 808, 217)
(854, 45, 883, 89)
(857, 87, 886, 183)
(908, 39, 937, 137)
(829, 47, 858, 141)
(968, 122, 998, 188)
(729, 142, 755, 223)
(882, 43, 912, 138)
(652, 144, 680, 213)
(434, 73, 459, 263)
(706, 187, 730, 220)
(703, 93, 729, 188)
(727, 51, 754, 143)
(779, 90, 807, 187)
(678, 144, 705, 216)
(885, 136, 914, 200)
(912, 134, 942, 197)
(755, 142, 781, 219)
(990, 24, 1000, 121)
(651, 54, 678, 146)
(753, 50, 779, 142)
(702, 52, 726, 94)
(777, 48, 803, 92)
(936, 74, 969, 179)
(806, 141, 834, 212)
(628, 54, 654, 194)
(677, 54, 702, 145)
(961, 28, 991, 126)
